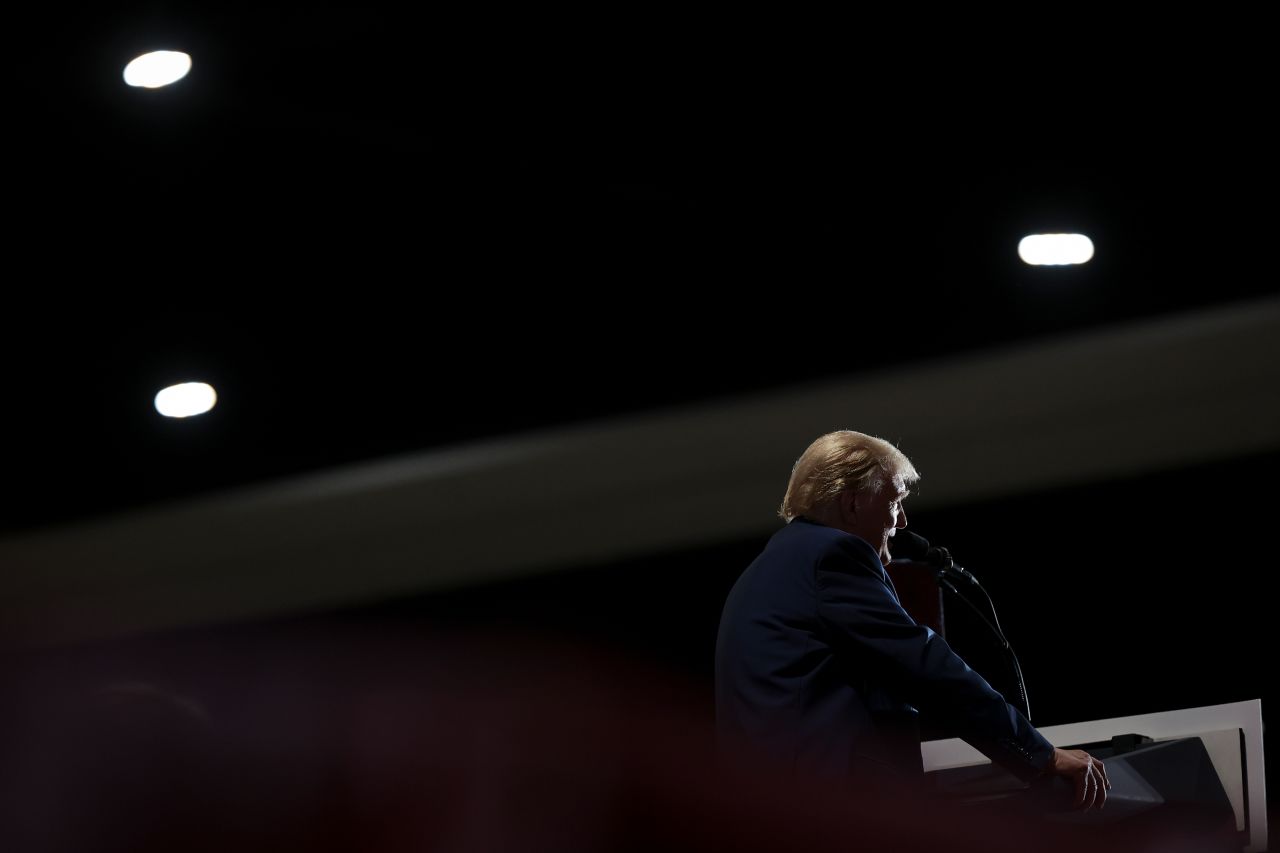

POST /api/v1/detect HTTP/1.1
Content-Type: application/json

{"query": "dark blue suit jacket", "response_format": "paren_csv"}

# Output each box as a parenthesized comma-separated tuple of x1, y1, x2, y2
(715, 517, 1054, 781)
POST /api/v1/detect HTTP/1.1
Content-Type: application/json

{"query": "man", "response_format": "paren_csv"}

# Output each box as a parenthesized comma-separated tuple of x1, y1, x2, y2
(715, 430, 1109, 809)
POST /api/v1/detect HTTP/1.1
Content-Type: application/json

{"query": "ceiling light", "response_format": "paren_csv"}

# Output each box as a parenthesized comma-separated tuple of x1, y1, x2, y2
(155, 382, 217, 418)
(1018, 233, 1094, 266)
(123, 50, 192, 88)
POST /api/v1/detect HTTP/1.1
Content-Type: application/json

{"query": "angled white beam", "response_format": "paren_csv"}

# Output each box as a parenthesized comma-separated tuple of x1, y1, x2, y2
(3, 298, 1279, 646)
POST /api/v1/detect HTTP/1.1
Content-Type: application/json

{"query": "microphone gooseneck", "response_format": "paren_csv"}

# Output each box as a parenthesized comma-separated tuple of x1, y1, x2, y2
(891, 530, 1032, 722)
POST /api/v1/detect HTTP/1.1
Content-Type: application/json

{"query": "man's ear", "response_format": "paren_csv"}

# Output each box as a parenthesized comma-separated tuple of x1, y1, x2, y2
(838, 488, 859, 525)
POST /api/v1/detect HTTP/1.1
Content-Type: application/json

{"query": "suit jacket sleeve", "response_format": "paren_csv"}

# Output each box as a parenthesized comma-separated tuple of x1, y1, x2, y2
(815, 534, 1055, 782)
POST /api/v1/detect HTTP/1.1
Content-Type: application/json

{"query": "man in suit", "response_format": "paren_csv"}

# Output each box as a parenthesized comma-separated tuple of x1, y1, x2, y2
(715, 430, 1109, 809)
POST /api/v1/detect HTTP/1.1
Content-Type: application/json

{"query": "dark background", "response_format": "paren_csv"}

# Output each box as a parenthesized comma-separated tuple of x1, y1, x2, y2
(5, 7, 1275, 532)
(2, 3, 1275, 828)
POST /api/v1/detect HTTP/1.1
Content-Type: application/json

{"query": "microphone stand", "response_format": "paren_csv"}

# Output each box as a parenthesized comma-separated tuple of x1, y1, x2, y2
(932, 549, 1033, 722)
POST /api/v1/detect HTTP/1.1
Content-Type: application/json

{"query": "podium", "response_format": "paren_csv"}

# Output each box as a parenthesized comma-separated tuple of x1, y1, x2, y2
(921, 700, 1267, 852)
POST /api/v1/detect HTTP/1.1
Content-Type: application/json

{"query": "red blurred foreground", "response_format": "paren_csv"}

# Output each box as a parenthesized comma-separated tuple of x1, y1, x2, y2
(0, 626, 1246, 852)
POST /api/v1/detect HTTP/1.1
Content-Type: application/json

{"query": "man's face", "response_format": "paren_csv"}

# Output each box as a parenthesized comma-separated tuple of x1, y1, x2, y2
(850, 479, 909, 564)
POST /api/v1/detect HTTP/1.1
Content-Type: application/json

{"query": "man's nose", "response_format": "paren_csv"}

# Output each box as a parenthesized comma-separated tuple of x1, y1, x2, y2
(896, 506, 908, 529)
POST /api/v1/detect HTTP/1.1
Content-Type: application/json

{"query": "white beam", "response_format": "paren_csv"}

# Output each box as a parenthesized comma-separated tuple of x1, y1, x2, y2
(3, 298, 1278, 646)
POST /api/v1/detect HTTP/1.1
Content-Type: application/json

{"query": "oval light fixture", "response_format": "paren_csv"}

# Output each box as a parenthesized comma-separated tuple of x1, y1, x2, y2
(1018, 233, 1095, 266)
(123, 50, 193, 88)
(155, 382, 217, 418)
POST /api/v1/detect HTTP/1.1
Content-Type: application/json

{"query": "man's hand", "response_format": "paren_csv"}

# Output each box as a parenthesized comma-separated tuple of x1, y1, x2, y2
(1048, 747, 1110, 810)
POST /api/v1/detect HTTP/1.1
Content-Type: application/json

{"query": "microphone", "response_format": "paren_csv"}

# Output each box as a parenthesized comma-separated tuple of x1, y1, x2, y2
(890, 530, 980, 586)
(891, 531, 1030, 720)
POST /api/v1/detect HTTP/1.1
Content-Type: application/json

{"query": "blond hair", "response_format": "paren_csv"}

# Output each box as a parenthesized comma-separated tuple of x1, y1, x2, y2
(778, 430, 919, 522)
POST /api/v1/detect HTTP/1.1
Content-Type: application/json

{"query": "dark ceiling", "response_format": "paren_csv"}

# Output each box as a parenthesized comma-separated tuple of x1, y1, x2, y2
(6, 7, 1276, 533)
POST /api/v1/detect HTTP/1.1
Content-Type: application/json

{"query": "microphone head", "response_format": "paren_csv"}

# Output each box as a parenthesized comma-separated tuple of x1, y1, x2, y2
(889, 529, 931, 561)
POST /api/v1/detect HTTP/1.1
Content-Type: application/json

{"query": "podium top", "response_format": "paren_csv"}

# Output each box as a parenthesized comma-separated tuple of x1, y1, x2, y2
(921, 699, 1266, 853)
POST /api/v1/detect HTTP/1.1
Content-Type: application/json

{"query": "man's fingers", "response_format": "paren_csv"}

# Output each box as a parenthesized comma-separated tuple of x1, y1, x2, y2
(1090, 753, 1111, 809)
(1061, 750, 1108, 811)
(1076, 772, 1092, 810)
(1080, 770, 1100, 811)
